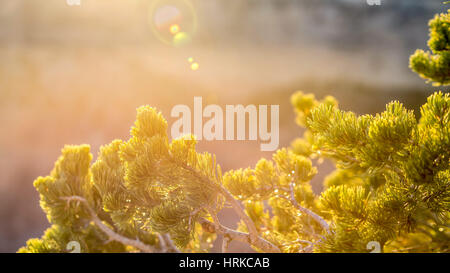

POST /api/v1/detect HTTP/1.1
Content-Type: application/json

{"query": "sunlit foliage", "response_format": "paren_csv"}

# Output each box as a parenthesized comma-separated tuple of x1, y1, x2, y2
(410, 9, 450, 86)
(19, 9, 449, 253)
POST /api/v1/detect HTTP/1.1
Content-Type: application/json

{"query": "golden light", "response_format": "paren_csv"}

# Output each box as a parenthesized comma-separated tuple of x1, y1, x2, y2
(173, 32, 191, 47)
(148, 0, 198, 47)
(170, 24, 180, 35)
(190, 62, 199, 71)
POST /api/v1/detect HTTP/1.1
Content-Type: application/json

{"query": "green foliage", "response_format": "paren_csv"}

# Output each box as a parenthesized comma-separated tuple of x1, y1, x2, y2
(19, 91, 449, 253)
(290, 91, 449, 252)
(410, 9, 450, 86)
(20, 106, 222, 253)
(20, 9, 449, 253)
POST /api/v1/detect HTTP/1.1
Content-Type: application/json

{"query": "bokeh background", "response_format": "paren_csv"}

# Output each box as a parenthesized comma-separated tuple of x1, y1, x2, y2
(0, 0, 446, 252)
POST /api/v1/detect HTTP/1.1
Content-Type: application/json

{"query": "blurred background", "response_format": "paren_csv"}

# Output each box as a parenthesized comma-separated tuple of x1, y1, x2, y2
(0, 0, 446, 252)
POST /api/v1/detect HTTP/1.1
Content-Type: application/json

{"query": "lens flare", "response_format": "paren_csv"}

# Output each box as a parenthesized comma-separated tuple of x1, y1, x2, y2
(170, 24, 180, 34)
(190, 62, 199, 71)
(149, 0, 198, 47)
(153, 5, 180, 28)
(173, 32, 191, 47)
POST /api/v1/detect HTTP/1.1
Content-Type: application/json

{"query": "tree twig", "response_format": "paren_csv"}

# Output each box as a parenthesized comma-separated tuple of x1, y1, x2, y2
(162, 233, 181, 253)
(198, 218, 280, 253)
(178, 161, 280, 252)
(286, 183, 331, 234)
(61, 196, 156, 253)
(222, 235, 231, 253)
(157, 233, 167, 252)
(217, 186, 260, 243)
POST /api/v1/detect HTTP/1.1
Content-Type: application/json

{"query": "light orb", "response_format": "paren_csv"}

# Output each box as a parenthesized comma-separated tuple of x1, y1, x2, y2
(173, 32, 192, 47)
(190, 62, 199, 71)
(149, 0, 197, 47)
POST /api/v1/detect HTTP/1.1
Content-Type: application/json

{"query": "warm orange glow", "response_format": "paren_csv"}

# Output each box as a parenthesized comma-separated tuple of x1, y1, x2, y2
(190, 62, 199, 71)
(170, 24, 180, 35)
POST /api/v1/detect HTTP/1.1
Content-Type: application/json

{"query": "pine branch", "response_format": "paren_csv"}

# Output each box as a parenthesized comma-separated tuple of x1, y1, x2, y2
(217, 186, 259, 242)
(163, 234, 182, 253)
(207, 209, 231, 253)
(287, 182, 331, 234)
(282, 239, 315, 253)
(177, 159, 280, 252)
(218, 185, 282, 252)
(21, 87, 449, 253)
(61, 196, 157, 253)
(157, 233, 167, 252)
(158, 233, 181, 253)
(198, 218, 281, 253)
(222, 235, 231, 253)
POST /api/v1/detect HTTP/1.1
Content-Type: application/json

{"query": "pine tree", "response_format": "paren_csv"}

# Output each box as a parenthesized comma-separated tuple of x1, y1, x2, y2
(410, 9, 450, 86)
(19, 9, 449, 253)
